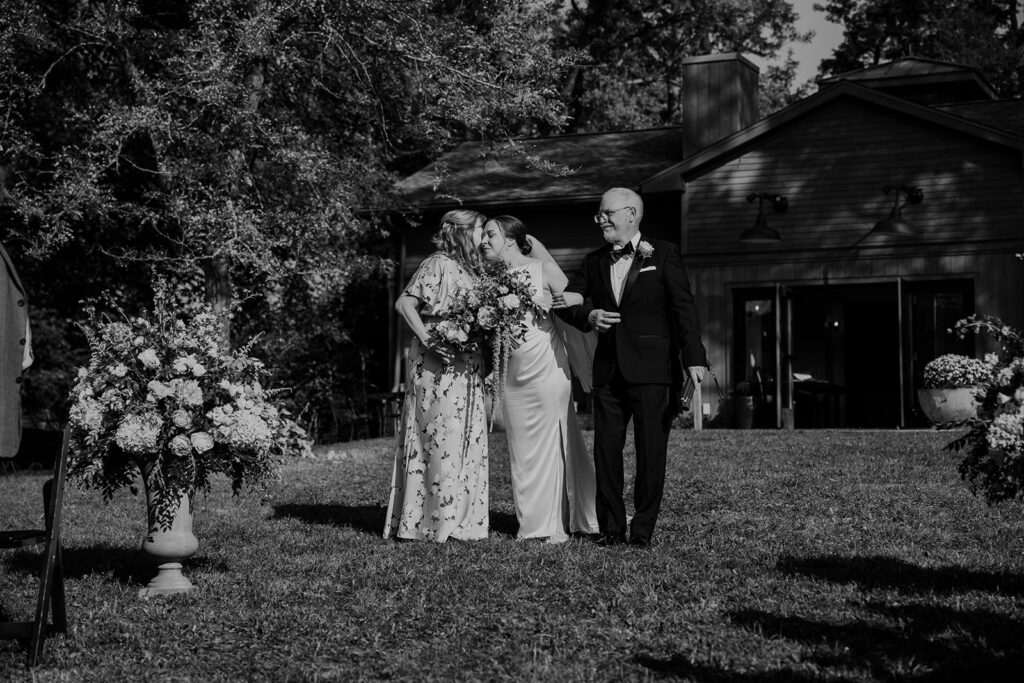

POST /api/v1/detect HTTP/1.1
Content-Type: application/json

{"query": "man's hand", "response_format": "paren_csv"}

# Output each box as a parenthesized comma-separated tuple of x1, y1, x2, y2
(687, 366, 705, 384)
(551, 291, 584, 308)
(588, 309, 621, 332)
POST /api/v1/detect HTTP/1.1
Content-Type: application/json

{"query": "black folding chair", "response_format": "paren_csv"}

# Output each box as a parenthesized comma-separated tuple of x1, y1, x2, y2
(0, 427, 69, 667)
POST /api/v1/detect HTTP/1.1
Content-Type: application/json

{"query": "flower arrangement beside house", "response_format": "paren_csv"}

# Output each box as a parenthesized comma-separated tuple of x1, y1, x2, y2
(67, 281, 311, 532)
(947, 314, 1024, 503)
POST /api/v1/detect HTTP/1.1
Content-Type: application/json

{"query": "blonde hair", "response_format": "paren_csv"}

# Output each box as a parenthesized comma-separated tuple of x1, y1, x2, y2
(432, 209, 485, 270)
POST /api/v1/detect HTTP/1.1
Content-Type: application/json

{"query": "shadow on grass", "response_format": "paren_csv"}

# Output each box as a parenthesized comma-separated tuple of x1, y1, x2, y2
(729, 604, 1024, 682)
(272, 503, 386, 535)
(3, 545, 229, 586)
(634, 654, 858, 681)
(489, 510, 517, 537)
(776, 554, 1024, 596)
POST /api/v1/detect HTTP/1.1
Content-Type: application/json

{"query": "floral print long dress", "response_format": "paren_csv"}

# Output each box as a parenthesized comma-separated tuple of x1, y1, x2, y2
(383, 253, 489, 542)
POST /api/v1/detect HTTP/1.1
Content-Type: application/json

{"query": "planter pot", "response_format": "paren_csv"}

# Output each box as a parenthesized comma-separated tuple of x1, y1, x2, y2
(917, 387, 979, 425)
(733, 396, 755, 429)
(138, 489, 199, 598)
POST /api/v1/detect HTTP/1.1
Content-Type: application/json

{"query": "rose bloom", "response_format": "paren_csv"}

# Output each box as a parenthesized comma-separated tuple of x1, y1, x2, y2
(190, 431, 215, 453)
(192, 363, 206, 377)
(110, 364, 128, 377)
(169, 434, 193, 458)
(477, 306, 497, 329)
(499, 294, 521, 310)
(172, 409, 192, 428)
(138, 348, 161, 369)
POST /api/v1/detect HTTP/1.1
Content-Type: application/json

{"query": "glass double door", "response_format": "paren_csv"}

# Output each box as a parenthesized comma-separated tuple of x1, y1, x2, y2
(734, 279, 973, 428)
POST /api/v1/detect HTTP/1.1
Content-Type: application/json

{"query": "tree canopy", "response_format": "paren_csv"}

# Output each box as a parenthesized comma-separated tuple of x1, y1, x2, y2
(0, 0, 576, 435)
(816, 0, 1024, 96)
(556, 0, 811, 131)
(0, 0, 574, 317)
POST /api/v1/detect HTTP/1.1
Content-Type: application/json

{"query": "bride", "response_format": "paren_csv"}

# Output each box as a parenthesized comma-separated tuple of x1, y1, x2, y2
(480, 215, 599, 543)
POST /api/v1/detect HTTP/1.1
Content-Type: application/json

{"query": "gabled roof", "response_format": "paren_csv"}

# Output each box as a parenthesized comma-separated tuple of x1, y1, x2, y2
(818, 57, 998, 102)
(641, 79, 1024, 192)
(396, 127, 682, 209)
(936, 100, 1024, 138)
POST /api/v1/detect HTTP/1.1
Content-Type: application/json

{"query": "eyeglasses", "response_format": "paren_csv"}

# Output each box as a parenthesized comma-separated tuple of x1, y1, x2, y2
(593, 206, 634, 223)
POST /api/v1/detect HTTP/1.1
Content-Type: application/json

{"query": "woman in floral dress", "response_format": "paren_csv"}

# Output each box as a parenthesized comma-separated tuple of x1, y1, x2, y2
(384, 209, 490, 542)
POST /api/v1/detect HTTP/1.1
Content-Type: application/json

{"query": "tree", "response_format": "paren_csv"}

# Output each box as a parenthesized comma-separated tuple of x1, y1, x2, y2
(816, 0, 1024, 96)
(0, 0, 574, 341)
(556, 0, 811, 131)
(0, 0, 575, 437)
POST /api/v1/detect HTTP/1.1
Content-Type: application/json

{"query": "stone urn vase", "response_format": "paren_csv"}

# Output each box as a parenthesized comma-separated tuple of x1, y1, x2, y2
(138, 488, 199, 598)
(917, 387, 979, 425)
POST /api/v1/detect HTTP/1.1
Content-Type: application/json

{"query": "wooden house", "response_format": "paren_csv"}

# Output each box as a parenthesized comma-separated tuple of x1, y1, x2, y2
(393, 54, 1024, 428)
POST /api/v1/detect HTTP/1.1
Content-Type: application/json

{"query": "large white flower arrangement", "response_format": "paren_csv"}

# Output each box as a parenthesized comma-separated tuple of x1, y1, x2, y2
(947, 314, 1024, 503)
(67, 282, 311, 529)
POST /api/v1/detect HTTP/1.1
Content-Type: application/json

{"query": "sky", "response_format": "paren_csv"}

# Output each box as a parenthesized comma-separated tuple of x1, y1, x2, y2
(754, 0, 847, 88)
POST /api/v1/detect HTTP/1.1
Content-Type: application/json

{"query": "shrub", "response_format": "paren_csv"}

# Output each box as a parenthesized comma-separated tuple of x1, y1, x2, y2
(946, 315, 1024, 503)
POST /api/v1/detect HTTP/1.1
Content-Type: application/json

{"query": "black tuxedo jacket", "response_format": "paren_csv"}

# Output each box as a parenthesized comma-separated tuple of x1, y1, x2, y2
(560, 235, 707, 386)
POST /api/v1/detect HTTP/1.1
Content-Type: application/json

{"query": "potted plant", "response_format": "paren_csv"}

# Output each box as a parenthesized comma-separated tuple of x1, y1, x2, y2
(732, 381, 755, 429)
(917, 353, 989, 425)
(66, 281, 310, 596)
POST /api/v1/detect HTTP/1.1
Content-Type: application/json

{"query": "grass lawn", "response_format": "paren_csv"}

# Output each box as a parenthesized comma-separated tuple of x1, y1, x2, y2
(2, 429, 1023, 681)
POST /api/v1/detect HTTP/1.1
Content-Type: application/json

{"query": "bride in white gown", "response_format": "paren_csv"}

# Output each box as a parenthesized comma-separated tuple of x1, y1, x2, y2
(480, 215, 599, 543)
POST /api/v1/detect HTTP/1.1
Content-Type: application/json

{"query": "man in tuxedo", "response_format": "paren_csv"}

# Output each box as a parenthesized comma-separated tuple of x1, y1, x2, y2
(560, 187, 706, 547)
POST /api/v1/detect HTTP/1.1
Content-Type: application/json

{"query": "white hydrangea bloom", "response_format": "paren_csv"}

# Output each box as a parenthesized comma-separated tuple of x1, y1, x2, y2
(114, 412, 164, 453)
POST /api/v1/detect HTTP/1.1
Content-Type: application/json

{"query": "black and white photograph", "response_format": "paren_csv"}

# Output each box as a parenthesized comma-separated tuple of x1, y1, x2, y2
(2, 1, 1024, 679)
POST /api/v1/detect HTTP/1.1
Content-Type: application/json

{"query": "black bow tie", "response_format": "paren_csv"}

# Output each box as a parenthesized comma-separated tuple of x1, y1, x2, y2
(610, 242, 635, 263)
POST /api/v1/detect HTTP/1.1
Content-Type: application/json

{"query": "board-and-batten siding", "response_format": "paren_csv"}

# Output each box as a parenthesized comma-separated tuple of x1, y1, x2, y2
(684, 99, 1023, 255)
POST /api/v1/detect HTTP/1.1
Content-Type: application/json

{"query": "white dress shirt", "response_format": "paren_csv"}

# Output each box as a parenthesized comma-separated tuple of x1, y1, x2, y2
(610, 233, 641, 304)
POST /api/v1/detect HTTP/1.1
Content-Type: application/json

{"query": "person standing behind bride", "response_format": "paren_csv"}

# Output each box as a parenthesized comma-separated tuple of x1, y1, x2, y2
(480, 215, 599, 543)
(384, 209, 489, 542)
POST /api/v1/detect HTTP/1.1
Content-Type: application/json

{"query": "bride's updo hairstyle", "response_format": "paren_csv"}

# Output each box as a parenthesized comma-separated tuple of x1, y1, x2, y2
(432, 209, 486, 270)
(489, 215, 532, 255)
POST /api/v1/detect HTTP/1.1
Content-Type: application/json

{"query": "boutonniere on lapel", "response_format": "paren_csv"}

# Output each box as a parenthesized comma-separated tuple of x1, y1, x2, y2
(636, 241, 654, 259)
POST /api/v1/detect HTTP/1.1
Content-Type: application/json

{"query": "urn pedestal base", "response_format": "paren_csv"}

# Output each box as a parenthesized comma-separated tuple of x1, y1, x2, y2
(138, 491, 199, 599)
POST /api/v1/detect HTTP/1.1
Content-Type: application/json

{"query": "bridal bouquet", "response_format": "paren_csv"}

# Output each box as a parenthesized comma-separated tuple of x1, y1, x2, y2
(475, 261, 542, 414)
(67, 280, 311, 530)
(427, 286, 486, 358)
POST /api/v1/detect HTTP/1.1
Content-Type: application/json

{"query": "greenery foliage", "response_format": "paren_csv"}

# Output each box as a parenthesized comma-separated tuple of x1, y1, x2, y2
(3, 430, 1022, 679)
(67, 281, 311, 530)
(556, 0, 811, 130)
(0, 0, 575, 435)
(816, 0, 1024, 96)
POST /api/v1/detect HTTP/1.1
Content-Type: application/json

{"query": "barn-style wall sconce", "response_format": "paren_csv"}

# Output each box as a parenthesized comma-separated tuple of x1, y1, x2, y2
(738, 193, 788, 244)
(870, 184, 923, 237)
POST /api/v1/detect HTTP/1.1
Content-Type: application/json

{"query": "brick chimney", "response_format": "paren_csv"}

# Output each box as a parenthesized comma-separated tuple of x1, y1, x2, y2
(681, 53, 759, 158)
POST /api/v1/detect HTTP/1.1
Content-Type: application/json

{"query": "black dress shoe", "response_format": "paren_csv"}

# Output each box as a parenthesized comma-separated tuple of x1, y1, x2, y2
(629, 535, 652, 548)
(597, 533, 627, 547)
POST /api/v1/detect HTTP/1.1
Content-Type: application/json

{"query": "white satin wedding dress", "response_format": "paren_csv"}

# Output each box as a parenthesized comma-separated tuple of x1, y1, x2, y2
(502, 261, 599, 541)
